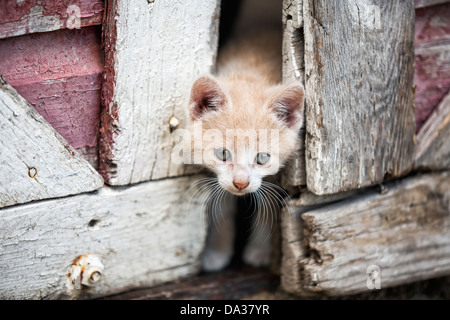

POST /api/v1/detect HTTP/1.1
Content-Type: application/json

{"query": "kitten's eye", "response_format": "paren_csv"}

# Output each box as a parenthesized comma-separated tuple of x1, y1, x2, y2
(215, 148, 231, 162)
(255, 153, 270, 165)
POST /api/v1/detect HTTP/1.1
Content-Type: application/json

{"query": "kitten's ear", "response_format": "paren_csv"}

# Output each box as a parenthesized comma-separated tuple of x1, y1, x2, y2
(268, 83, 305, 130)
(189, 76, 228, 120)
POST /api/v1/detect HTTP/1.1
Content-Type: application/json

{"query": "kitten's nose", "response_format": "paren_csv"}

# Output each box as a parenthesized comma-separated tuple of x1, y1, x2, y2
(233, 180, 249, 190)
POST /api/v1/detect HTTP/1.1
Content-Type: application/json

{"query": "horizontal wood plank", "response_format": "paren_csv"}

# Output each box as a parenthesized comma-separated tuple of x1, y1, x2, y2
(0, 27, 103, 159)
(302, 0, 415, 194)
(281, 171, 450, 296)
(415, 91, 450, 170)
(99, 266, 279, 300)
(0, 0, 104, 39)
(0, 175, 207, 299)
(100, 0, 220, 185)
(0, 76, 103, 208)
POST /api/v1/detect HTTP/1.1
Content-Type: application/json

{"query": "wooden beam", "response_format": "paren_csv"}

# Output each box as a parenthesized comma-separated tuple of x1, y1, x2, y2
(0, 76, 103, 208)
(302, 0, 415, 194)
(281, 171, 450, 297)
(0, 175, 207, 299)
(100, 0, 220, 185)
(0, 0, 103, 39)
(415, 91, 450, 170)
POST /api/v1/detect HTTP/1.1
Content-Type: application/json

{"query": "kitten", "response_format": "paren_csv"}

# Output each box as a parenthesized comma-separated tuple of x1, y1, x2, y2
(187, 30, 304, 271)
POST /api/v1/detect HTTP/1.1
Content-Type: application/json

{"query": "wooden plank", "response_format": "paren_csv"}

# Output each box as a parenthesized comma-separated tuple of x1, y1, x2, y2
(100, 0, 220, 185)
(0, 0, 104, 39)
(303, 0, 415, 195)
(415, 0, 450, 8)
(99, 266, 279, 300)
(280, 171, 450, 297)
(0, 76, 103, 208)
(281, 0, 306, 188)
(415, 92, 450, 170)
(0, 27, 103, 159)
(0, 175, 207, 300)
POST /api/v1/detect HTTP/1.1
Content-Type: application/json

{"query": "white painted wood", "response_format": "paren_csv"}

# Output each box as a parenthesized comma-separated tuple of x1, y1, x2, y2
(415, 91, 450, 170)
(281, 171, 450, 297)
(0, 76, 103, 208)
(0, 175, 207, 299)
(100, 0, 220, 185)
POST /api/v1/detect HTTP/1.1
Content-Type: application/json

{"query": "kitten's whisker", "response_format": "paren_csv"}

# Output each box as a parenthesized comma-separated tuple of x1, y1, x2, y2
(184, 178, 218, 227)
(261, 181, 291, 216)
(259, 186, 279, 240)
(209, 184, 224, 232)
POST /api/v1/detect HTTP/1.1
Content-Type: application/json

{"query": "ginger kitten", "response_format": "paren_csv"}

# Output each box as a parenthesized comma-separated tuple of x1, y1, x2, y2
(187, 30, 305, 271)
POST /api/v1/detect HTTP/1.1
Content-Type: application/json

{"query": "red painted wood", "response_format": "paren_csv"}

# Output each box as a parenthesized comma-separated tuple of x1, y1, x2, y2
(415, 4, 450, 46)
(414, 3, 450, 132)
(0, 0, 104, 39)
(0, 27, 103, 153)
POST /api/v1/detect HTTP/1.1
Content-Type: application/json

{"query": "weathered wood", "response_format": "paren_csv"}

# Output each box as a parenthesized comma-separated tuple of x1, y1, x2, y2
(281, 171, 450, 297)
(0, 175, 207, 300)
(415, 92, 450, 170)
(281, 0, 306, 188)
(415, 0, 450, 8)
(99, 266, 278, 300)
(100, 0, 220, 185)
(0, 0, 103, 39)
(0, 76, 103, 208)
(0, 27, 103, 156)
(302, 0, 415, 194)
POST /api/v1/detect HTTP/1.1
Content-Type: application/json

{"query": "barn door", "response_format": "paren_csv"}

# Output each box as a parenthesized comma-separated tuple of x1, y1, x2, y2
(282, 0, 416, 195)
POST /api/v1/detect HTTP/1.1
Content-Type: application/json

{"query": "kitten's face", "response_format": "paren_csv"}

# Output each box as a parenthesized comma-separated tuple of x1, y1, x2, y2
(188, 76, 304, 196)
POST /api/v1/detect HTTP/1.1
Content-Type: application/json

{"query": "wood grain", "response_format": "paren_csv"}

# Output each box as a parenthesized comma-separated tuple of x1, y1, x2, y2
(415, 91, 450, 170)
(0, 0, 103, 39)
(302, 0, 416, 195)
(281, 171, 450, 296)
(0, 175, 207, 299)
(0, 76, 103, 208)
(100, 0, 220, 185)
